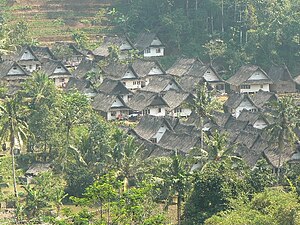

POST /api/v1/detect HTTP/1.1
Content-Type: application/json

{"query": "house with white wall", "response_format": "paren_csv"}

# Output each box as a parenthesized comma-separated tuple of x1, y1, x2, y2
(0, 61, 30, 85)
(134, 33, 165, 57)
(227, 65, 273, 93)
(127, 91, 169, 117)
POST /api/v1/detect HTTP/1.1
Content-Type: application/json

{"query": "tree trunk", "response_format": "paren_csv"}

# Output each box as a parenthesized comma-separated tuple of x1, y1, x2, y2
(177, 194, 181, 225)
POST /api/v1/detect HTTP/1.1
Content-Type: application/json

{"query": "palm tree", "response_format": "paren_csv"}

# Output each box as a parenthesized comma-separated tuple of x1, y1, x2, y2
(266, 96, 299, 181)
(189, 82, 221, 150)
(0, 95, 29, 198)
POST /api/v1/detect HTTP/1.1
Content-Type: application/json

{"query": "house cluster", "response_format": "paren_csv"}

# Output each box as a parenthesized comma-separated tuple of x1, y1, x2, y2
(1, 32, 299, 170)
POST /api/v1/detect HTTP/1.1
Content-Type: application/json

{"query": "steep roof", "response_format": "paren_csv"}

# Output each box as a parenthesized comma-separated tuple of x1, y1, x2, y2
(131, 59, 166, 78)
(92, 92, 129, 112)
(102, 62, 131, 80)
(264, 142, 295, 168)
(132, 115, 174, 140)
(40, 59, 72, 77)
(268, 65, 294, 82)
(0, 61, 29, 79)
(142, 75, 181, 93)
(224, 116, 249, 131)
(157, 130, 200, 154)
(65, 77, 96, 95)
(166, 58, 203, 77)
(178, 75, 207, 93)
(134, 33, 164, 51)
(224, 93, 257, 109)
(127, 91, 169, 111)
(98, 78, 131, 95)
(92, 35, 134, 57)
(31, 46, 57, 60)
(227, 65, 272, 86)
(237, 110, 269, 126)
(162, 89, 193, 110)
(73, 58, 100, 79)
(3, 45, 40, 62)
(251, 90, 277, 108)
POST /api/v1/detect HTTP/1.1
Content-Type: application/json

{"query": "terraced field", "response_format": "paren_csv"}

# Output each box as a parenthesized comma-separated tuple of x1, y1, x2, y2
(5, 0, 114, 45)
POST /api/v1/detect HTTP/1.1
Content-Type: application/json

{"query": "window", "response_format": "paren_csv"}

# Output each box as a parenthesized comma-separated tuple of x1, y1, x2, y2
(13, 67, 17, 70)
(250, 108, 257, 112)
(260, 84, 264, 88)
(123, 81, 126, 85)
(150, 138, 157, 143)
(143, 109, 150, 115)
(57, 66, 62, 69)
(241, 85, 251, 89)
(111, 112, 116, 116)
(59, 78, 65, 83)
(145, 48, 151, 54)
(156, 48, 161, 53)
(158, 108, 162, 113)
(174, 108, 182, 113)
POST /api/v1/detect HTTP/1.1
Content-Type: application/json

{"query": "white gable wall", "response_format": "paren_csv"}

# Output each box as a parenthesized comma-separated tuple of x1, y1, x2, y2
(122, 70, 136, 79)
(54, 66, 67, 74)
(7, 66, 25, 75)
(148, 67, 164, 75)
(54, 77, 70, 88)
(163, 81, 180, 91)
(111, 98, 125, 107)
(20, 51, 36, 61)
(144, 47, 164, 57)
(142, 107, 166, 116)
(152, 125, 168, 143)
(234, 99, 258, 117)
(248, 71, 268, 80)
(203, 68, 219, 82)
(151, 38, 163, 46)
(120, 42, 133, 51)
(253, 119, 268, 129)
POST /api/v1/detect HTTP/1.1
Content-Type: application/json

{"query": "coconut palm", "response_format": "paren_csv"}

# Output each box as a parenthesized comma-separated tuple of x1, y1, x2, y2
(0, 95, 29, 198)
(266, 96, 299, 181)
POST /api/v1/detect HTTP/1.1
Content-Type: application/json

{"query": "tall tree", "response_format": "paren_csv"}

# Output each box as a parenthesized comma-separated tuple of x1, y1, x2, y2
(0, 95, 29, 198)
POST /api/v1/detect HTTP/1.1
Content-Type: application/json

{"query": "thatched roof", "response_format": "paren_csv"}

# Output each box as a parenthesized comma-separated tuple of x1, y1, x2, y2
(264, 142, 295, 168)
(127, 91, 169, 111)
(268, 65, 294, 82)
(157, 130, 200, 154)
(31, 46, 57, 60)
(98, 78, 131, 95)
(92, 93, 129, 112)
(134, 33, 164, 51)
(251, 90, 277, 108)
(166, 58, 203, 77)
(178, 75, 208, 93)
(227, 65, 272, 86)
(0, 61, 29, 80)
(92, 35, 134, 57)
(132, 115, 174, 140)
(224, 93, 257, 110)
(65, 77, 96, 96)
(237, 110, 269, 126)
(73, 58, 100, 79)
(40, 59, 72, 78)
(25, 163, 51, 176)
(162, 89, 193, 110)
(131, 59, 165, 78)
(142, 75, 181, 93)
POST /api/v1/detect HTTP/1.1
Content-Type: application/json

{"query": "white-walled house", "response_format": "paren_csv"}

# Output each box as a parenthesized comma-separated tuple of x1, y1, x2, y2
(134, 33, 165, 57)
(92, 93, 131, 121)
(237, 110, 269, 129)
(127, 91, 169, 117)
(224, 93, 258, 118)
(227, 65, 273, 93)
(0, 61, 30, 85)
(142, 75, 181, 93)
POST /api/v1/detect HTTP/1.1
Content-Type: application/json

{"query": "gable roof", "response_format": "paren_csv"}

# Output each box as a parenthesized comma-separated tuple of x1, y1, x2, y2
(102, 62, 132, 80)
(92, 92, 129, 112)
(40, 59, 72, 77)
(92, 35, 134, 57)
(166, 58, 203, 77)
(3, 45, 40, 62)
(178, 75, 208, 93)
(0, 61, 29, 79)
(251, 90, 277, 108)
(237, 110, 269, 126)
(65, 77, 95, 94)
(31, 46, 57, 60)
(127, 91, 169, 111)
(134, 32, 164, 51)
(157, 130, 200, 154)
(227, 65, 272, 86)
(142, 75, 181, 93)
(98, 78, 132, 95)
(131, 59, 166, 77)
(268, 65, 294, 82)
(73, 58, 100, 79)
(224, 93, 258, 109)
(132, 115, 174, 140)
(162, 89, 193, 110)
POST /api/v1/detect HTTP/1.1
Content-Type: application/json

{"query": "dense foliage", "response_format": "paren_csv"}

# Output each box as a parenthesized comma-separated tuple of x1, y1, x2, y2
(112, 0, 300, 76)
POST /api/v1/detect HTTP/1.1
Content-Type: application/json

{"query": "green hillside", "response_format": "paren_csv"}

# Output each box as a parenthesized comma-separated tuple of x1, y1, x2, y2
(5, 0, 114, 45)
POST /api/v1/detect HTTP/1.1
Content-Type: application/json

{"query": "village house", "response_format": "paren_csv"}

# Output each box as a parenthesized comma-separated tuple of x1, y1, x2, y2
(92, 35, 135, 60)
(127, 91, 169, 117)
(227, 65, 273, 93)
(268, 65, 297, 93)
(250, 90, 278, 110)
(237, 110, 269, 129)
(134, 32, 165, 57)
(224, 93, 259, 118)
(162, 89, 194, 117)
(92, 92, 131, 120)
(31, 46, 57, 61)
(178, 76, 210, 94)
(167, 58, 203, 77)
(40, 59, 73, 88)
(65, 77, 97, 98)
(97, 78, 133, 103)
(141, 75, 181, 93)
(0, 61, 30, 85)
(3, 45, 41, 73)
